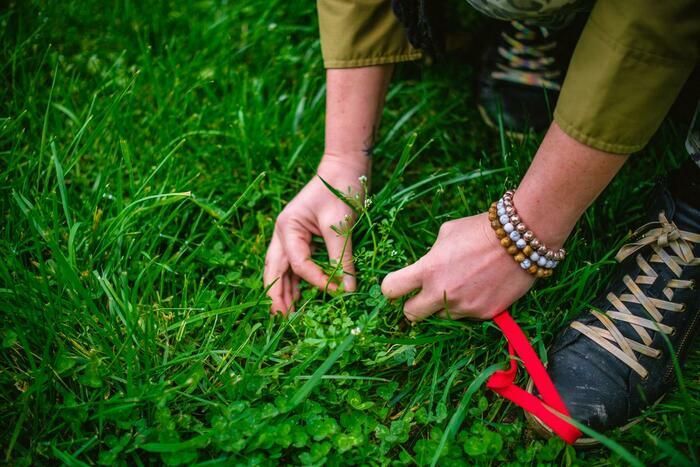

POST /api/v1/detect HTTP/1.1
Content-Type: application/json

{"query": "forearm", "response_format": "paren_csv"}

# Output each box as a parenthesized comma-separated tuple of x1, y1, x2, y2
(514, 122, 629, 248)
(322, 65, 394, 173)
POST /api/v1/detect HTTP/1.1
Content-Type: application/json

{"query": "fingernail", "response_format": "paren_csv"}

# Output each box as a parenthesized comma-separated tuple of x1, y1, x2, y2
(343, 275, 355, 292)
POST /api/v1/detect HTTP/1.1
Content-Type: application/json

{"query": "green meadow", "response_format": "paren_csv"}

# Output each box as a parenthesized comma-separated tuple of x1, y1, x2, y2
(2, 1, 698, 464)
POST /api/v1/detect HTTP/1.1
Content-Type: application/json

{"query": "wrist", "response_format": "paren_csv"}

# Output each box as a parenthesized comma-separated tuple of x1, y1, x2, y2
(510, 122, 628, 249)
(511, 188, 574, 249)
(318, 152, 372, 178)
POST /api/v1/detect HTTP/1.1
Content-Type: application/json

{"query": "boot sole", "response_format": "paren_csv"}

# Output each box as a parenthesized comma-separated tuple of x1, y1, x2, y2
(523, 377, 664, 448)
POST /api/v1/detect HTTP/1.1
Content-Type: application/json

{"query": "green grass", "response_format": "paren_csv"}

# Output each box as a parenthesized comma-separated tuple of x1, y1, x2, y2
(1, 1, 699, 465)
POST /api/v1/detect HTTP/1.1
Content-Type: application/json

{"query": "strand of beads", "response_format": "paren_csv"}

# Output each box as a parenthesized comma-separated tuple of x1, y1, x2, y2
(488, 190, 566, 278)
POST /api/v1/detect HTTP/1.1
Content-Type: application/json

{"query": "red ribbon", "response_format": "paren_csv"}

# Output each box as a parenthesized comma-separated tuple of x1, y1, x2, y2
(487, 311, 582, 444)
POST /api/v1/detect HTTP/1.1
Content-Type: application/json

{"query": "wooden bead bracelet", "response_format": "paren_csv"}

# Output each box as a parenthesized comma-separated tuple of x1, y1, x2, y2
(488, 190, 566, 278)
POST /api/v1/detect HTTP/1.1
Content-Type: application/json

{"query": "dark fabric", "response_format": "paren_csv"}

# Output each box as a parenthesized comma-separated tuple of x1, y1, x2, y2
(670, 159, 700, 209)
(391, 0, 445, 58)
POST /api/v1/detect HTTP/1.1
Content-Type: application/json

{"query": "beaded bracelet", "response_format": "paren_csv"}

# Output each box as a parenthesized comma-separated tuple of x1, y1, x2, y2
(488, 190, 566, 278)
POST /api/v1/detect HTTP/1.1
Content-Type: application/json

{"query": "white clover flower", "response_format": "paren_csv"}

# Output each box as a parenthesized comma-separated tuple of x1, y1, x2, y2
(351, 327, 362, 336)
(364, 197, 373, 208)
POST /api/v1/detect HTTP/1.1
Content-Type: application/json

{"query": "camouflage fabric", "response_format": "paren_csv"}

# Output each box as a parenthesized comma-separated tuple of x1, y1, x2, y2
(464, 0, 590, 28)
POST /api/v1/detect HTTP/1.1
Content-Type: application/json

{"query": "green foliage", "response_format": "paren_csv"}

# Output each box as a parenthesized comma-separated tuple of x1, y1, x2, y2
(1, 0, 699, 465)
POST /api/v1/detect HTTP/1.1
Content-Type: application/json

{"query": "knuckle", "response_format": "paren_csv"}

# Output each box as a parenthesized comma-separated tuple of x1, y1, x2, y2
(423, 259, 439, 276)
(341, 251, 355, 264)
(438, 220, 454, 236)
(275, 213, 289, 229)
(457, 299, 481, 318)
(445, 284, 463, 301)
(457, 296, 476, 310)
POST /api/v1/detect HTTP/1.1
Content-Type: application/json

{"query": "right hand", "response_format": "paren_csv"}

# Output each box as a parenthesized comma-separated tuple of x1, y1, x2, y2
(264, 155, 370, 315)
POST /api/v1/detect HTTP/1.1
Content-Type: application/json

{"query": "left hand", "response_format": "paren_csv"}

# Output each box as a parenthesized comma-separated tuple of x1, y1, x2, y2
(381, 212, 536, 321)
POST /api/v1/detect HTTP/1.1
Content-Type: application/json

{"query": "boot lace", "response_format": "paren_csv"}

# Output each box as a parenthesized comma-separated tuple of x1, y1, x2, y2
(491, 20, 562, 91)
(571, 212, 700, 379)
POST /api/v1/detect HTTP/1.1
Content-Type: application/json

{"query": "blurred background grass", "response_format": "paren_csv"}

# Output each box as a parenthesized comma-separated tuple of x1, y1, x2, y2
(1, 0, 698, 465)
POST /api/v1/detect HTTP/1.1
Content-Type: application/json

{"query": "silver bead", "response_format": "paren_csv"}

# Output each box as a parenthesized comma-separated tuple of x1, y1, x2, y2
(520, 259, 532, 269)
(545, 260, 555, 269)
(516, 223, 527, 233)
(553, 252, 562, 261)
(538, 257, 548, 267)
(503, 222, 514, 233)
(551, 260, 559, 268)
(509, 231, 521, 241)
(499, 214, 510, 225)
(530, 252, 540, 262)
(560, 248, 566, 256)
(510, 214, 521, 225)
(530, 239, 541, 249)
(546, 251, 555, 260)
(523, 231, 534, 242)
(505, 206, 515, 215)
(537, 246, 547, 256)
(497, 207, 506, 217)
(516, 238, 527, 249)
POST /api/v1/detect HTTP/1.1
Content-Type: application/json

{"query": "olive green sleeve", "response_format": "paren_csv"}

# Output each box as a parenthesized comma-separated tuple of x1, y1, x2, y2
(317, 0, 422, 68)
(554, 0, 700, 154)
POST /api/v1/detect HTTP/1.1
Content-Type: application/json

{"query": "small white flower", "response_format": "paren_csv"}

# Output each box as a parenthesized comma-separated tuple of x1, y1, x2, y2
(358, 175, 367, 184)
(351, 327, 361, 336)
(364, 197, 373, 208)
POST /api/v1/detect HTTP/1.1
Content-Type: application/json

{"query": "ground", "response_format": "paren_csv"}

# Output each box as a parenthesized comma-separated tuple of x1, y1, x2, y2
(1, 1, 699, 465)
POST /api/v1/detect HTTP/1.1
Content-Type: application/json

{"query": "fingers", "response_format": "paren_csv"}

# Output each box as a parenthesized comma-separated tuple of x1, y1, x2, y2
(322, 229, 356, 292)
(381, 260, 423, 299)
(282, 274, 293, 314)
(436, 309, 453, 320)
(291, 275, 301, 302)
(264, 233, 290, 315)
(280, 221, 337, 292)
(403, 291, 443, 322)
(267, 280, 287, 315)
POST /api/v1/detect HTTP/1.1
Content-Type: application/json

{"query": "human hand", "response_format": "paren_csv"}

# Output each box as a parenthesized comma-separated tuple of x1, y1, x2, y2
(264, 155, 369, 315)
(381, 212, 536, 321)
